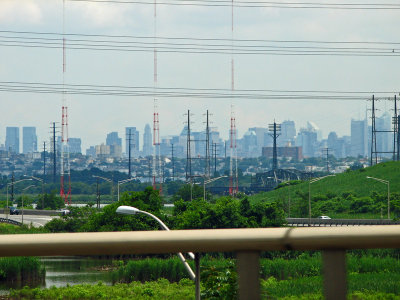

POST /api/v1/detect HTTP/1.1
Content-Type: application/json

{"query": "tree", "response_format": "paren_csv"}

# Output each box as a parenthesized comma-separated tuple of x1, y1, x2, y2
(36, 191, 64, 210)
(172, 184, 206, 202)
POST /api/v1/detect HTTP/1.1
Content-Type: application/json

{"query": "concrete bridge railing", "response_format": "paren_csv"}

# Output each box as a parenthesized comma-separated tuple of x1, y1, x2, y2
(1, 226, 400, 299)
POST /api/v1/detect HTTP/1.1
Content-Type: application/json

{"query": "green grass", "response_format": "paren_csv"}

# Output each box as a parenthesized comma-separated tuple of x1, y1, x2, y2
(9, 279, 195, 300)
(250, 161, 400, 204)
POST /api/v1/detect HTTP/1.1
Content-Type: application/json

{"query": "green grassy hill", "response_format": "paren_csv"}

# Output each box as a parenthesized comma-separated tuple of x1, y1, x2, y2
(248, 161, 400, 219)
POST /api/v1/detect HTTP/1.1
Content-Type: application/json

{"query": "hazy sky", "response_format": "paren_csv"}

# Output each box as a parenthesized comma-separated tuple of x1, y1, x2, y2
(0, 0, 399, 151)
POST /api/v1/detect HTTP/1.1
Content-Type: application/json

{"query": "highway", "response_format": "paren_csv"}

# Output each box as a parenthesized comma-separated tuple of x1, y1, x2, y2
(0, 214, 58, 228)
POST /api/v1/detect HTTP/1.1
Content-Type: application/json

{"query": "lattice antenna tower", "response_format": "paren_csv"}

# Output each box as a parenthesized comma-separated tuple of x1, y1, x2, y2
(229, 0, 238, 195)
(153, 100, 161, 192)
(60, 0, 71, 205)
(151, 0, 163, 194)
(229, 106, 238, 195)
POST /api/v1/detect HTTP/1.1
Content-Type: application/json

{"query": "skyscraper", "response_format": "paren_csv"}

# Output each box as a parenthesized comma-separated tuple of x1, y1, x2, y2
(142, 124, 153, 156)
(69, 138, 82, 154)
(5, 127, 19, 153)
(280, 120, 296, 146)
(22, 127, 37, 154)
(125, 127, 139, 157)
(106, 132, 122, 147)
(351, 118, 368, 157)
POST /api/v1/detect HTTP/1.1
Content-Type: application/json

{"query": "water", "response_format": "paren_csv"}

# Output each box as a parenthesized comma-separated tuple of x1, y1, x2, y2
(0, 256, 116, 295)
(43, 257, 115, 288)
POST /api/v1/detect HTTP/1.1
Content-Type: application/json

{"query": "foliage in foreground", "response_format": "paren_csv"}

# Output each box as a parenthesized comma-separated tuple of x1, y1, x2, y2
(9, 279, 195, 300)
(0, 257, 45, 285)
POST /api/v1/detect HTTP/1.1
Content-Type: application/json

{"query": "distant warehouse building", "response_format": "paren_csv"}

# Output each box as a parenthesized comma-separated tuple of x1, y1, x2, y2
(262, 146, 303, 161)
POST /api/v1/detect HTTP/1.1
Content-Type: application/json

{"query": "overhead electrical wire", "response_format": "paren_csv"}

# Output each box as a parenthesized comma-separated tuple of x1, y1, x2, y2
(0, 81, 396, 100)
(66, 0, 400, 10)
(0, 31, 399, 56)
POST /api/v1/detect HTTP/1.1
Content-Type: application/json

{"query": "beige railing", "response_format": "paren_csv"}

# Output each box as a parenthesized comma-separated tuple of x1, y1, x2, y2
(1, 226, 400, 300)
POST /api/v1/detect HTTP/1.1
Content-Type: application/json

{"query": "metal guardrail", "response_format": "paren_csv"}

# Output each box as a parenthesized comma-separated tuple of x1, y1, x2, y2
(0, 209, 57, 216)
(1, 226, 400, 300)
(287, 217, 400, 226)
(0, 218, 22, 226)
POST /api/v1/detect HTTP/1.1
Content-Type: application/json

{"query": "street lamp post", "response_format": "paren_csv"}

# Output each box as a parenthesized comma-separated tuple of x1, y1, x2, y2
(92, 175, 114, 203)
(21, 185, 35, 225)
(367, 176, 390, 219)
(117, 178, 137, 202)
(203, 176, 228, 201)
(116, 206, 198, 299)
(6, 178, 33, 219)
(308, 175, 335, 224)
(24, 175, 44, 209)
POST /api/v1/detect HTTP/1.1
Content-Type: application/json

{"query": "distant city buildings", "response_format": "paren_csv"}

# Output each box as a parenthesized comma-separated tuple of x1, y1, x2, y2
(22, 127, 37, 154)
(5, 127, 19, 153)
(351, 118, 368, 157)
(0, 110, 396, 162)
(125, 127, 139, 158)
(142, 124, 153, 157)
(69, 138, 82, 154)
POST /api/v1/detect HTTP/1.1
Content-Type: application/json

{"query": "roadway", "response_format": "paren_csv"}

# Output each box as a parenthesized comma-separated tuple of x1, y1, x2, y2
(0, 214, 59, 228)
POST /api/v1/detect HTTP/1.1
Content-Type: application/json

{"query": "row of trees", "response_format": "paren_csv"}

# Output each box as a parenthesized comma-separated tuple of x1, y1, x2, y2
(45, 186, 286, 233)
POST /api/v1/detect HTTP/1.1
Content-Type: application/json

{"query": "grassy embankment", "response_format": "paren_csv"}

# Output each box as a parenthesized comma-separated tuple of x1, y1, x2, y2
(249, 161, 400, 219)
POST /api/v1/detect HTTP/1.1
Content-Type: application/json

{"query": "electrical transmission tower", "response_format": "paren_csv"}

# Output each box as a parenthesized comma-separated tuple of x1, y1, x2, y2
(126, 129, 134, 178)
(370, 95, 397, 166)
(268, 121, 281, 171)
(322, 148, 330, 173)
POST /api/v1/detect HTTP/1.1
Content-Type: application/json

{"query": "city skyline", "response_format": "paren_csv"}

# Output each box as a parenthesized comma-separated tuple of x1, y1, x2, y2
(0, 110, 394, 159)
(0, 1, 398, 153)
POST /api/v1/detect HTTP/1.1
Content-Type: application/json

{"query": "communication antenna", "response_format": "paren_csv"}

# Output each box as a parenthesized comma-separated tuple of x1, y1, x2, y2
(60, 0, 71, 205)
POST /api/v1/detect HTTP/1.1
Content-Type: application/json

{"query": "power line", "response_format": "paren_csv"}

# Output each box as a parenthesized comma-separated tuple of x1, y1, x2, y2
(0, 81, 396, 100)
(67, 0, 400, 10)
(1, 36, 399, 56)
(2, 30, 400, 46)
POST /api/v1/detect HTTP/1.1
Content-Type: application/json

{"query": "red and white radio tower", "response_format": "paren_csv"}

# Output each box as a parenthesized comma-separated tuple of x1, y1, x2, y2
(60, 0, 71, 205)
(229, 0, 238, 196)
(229, 108, 237, 196)
(152, 0, 162, 194)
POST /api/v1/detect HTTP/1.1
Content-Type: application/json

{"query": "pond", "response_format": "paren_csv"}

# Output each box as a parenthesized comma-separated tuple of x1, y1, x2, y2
(0, 256, 116, 295)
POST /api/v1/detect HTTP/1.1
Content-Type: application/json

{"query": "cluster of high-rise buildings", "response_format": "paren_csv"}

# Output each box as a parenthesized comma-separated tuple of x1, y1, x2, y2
(0, 112, 394, 160)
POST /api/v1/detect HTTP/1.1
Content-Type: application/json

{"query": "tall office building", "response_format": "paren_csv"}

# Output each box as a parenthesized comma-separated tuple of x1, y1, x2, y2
(22, 127, 37, 154)
(296, 127, 318, 157)
(106, 132, 122, 147)
(106, 132, 122, 158)
(351, 118, 368, 157)
(376, 112, 392, 156)
(5, 127, 19, 153)
(142, 124, 153, 156)
(125, 127, 139, 157)
(69, 138, 82, 154)
(280, 120, 296, 146)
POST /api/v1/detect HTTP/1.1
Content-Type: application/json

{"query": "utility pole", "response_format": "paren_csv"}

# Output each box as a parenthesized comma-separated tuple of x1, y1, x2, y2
(171, 143, 175, 181)
(52, 122, 57, 184)
(11, 172, 14, 204)
(185, 110, 192, 182)
(205, 110, 211, 179)
(127, 129, 132, 178)
(43, 142, 46, 183)
(393, 96, 397, 161)
(268, 121, 281, 171)
(96, 178, 100, 210)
